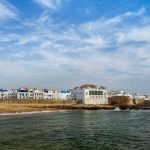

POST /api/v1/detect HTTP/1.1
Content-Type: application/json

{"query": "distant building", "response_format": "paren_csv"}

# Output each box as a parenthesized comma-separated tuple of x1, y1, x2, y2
(144, 95, 150, 100)
(43, 90, 60, 100)
(71, 84, 108, 104)
(0, 88, 17, 99)
(33, 89, 44, 100)
(28, 88, 34, 99)
(43, 89, 71, 100)
(109, 90, 132, 98)
(59, 90, 71, 100)
(17, 88, 29, 99)
(132, 93, 146, 100)
(43, 89, 52, 100)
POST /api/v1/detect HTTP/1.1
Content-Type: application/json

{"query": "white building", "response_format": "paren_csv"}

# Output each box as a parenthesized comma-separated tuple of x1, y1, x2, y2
(43, 90, 60, 100)
(43, 89, 71, 100)
(10, 89, 17, 99)
(43, 90, 52, 100)
(28, 88, 34, 99)
(0, 88, 17, 99)
(71, 84, 108, 104)
(145, 95, 150, 100)
(33, 89, 44, 100)
(17, 88, 44, 100)
(109, 90, 132, 98)
(132, 93, 146, 100)
(59, 90, 71, 100)
(17, 88, 29, 99)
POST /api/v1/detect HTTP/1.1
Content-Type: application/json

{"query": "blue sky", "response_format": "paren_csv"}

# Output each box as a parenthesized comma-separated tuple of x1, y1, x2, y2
(0, 0, 150, 94)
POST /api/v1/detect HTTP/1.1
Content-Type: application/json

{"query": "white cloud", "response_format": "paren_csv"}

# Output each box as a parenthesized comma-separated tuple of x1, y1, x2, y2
(0, 0, 18, 20)
(17, 35, 40, 45)
(34, 0, 62, 10)
(80, 7, 146, 34)
(117, 26, 150, 43)
(83, 36, 106, 48)
(0, 7, 150, 93)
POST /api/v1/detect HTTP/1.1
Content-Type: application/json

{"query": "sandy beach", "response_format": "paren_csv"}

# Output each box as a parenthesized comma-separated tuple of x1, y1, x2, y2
(0, 99, 115, 113)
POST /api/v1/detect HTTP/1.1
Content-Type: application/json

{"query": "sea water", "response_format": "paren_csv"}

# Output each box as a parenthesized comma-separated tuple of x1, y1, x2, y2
(0, 110, 150, 150)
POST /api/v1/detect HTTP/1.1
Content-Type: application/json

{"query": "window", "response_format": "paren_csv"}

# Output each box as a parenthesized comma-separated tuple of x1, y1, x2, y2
(89, 91, 92, 95)
(89, 91, 103, 95)
(98, 91, 103, 95)
(92, 91, 95, 95)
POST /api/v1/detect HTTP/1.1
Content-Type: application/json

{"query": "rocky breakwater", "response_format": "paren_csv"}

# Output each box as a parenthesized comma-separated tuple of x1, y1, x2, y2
(108, 96, 150, 110)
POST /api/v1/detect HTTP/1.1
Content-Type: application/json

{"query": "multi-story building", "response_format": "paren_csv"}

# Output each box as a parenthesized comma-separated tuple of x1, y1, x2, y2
(144, 95, 150, 100)
(0, 87, 17, 99)
(33, 89, 44, 100)
(43, 89, 52, 100)
(71, 84, 108, 104)
(132, 93, 146, 100)
(43, 90, 59, 100)
(16, 88, 44, 100)
(10, 89, 17, 99)
(59, 90, 71, 100)
(28, 88, 34, 99)
(17, 88, 29, 99)
(0, 89, 9, 99)
(109, 90, 132, 98)
(43, 89, 71, 100)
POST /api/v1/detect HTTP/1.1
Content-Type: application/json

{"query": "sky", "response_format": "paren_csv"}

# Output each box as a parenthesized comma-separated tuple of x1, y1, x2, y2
(0, 0, 150, 94)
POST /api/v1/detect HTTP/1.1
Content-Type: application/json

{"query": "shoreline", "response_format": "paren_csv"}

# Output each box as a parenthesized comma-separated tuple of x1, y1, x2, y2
(0, 103, 150, 115)
(0, 99, 150, 114)
(0, 110, 69, 116)
(0, 107, 150, 116)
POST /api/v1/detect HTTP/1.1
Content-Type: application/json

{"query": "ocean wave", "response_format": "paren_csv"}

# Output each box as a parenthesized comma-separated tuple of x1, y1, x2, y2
(0, 110, 68, 116)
